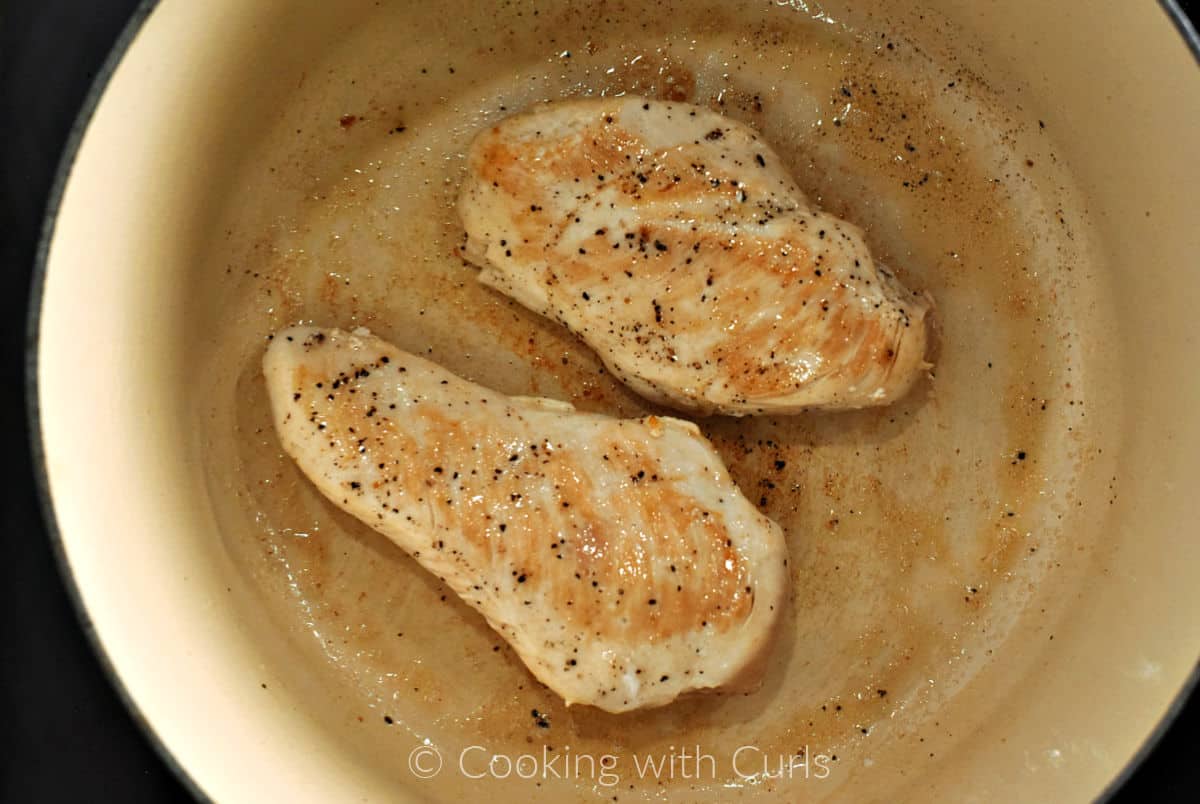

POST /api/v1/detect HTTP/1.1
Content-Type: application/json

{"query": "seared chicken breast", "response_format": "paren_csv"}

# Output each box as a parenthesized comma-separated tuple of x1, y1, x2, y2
(264, 326, 787, 712)
(459, 96, 932, 415)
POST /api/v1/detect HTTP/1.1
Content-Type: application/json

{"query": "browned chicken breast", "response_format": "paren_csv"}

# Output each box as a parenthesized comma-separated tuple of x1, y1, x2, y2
(458, 96, 932, 415)
(264, 326, 788, 712)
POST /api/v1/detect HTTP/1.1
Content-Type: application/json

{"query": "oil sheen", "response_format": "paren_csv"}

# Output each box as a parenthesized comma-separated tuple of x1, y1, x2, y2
(190, 1, 1115, 799)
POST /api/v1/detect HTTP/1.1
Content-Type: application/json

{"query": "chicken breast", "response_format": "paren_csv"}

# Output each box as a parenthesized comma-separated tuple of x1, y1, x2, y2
(264, 326, 787, 712)
(458, 96, 932, 415)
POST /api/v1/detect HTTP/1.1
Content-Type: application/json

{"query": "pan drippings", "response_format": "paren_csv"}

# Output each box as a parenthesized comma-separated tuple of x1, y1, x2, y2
(191, 1, 1113, 799)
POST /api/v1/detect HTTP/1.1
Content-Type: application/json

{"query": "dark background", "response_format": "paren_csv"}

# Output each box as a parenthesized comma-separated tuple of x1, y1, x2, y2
(2, 1, 1196, 801)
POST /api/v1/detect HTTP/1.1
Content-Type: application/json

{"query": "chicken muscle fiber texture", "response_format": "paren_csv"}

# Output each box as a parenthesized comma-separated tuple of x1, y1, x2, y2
(459, 96, 933, 415)
(264, 326, 788, 712)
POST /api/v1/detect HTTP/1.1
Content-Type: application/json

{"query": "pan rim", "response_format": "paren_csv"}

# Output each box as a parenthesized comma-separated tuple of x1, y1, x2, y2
(22, 1, 1200, 801)
(21, 0, 211, 800)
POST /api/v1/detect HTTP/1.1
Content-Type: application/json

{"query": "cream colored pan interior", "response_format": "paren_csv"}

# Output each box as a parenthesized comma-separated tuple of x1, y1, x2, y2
(34, 0, 1200, 801)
